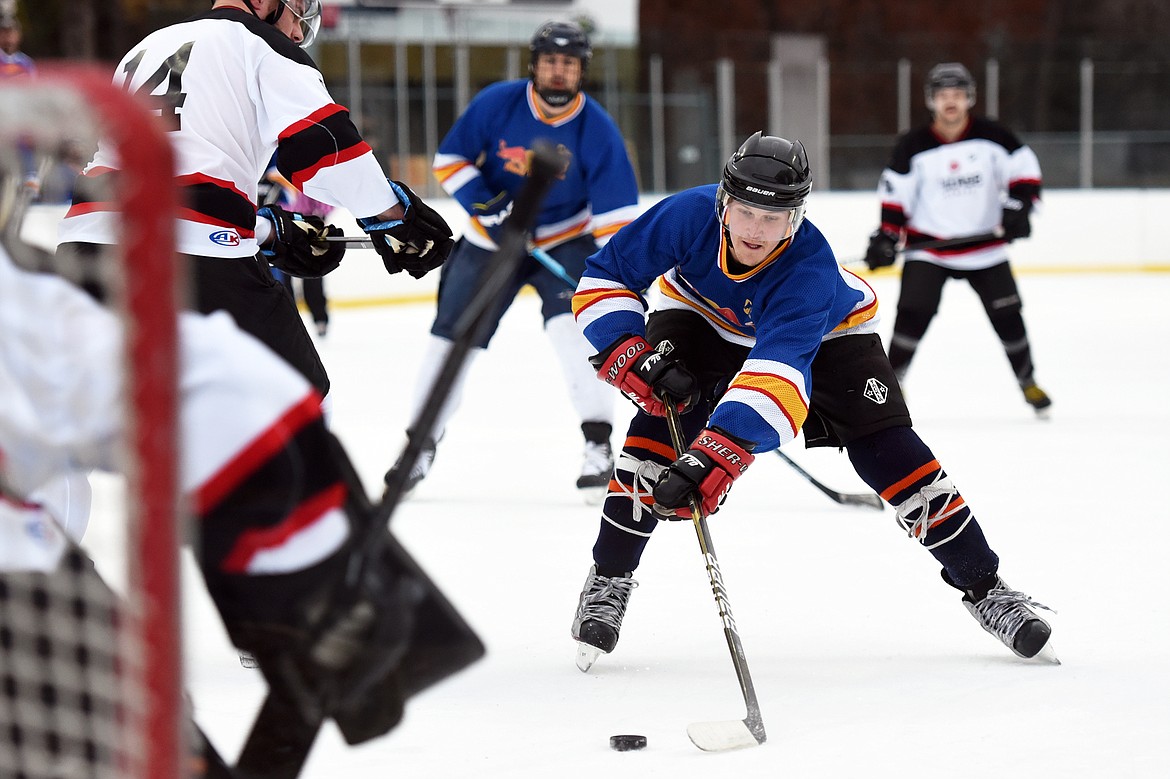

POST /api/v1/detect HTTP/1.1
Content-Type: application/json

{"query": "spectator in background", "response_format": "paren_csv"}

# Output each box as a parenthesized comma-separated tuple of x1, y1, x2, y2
(1, 13, 41, 198)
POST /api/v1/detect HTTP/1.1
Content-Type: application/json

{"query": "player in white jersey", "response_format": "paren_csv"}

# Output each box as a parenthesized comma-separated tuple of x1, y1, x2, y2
(0, 233, 481, 751)
(57, 0, 453, 397)
(864, 63, 1052, 415)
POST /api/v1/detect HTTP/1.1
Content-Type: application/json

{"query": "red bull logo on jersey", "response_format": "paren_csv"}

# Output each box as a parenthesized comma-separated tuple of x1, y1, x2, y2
(497, 141, 572, 178)
(209, 229, 241, 247)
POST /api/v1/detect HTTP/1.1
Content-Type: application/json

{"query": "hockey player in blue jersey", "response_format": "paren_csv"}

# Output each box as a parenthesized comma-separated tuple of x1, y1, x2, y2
(391, 20, 639, 502)
(569, 132, 1057, 670)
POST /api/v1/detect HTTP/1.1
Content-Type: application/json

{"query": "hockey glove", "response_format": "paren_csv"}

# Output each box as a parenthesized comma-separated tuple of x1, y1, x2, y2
(652, 427, 756, 519)
(472, 191, 513, 245)
(258, 203, 346, 278)
(591, 335, 700, 417)
(864, 228, 899, 269)
(358, 180, 455, 279)
(1000, 197, 1032, 241)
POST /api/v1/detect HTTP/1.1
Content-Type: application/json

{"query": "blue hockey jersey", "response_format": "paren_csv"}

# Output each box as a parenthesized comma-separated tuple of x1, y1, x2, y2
(572, 185, 880, 452)
(432, 79, 639, 250)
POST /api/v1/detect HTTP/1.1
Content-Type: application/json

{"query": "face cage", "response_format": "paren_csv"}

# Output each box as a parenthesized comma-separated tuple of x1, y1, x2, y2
(716, 187, 806, 244)
(280, 0, 322, 48)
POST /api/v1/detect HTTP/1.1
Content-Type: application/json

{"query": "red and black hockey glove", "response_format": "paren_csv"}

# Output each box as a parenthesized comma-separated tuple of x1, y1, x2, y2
(590, 335, 699, 417)
(652, 427, 755, 519)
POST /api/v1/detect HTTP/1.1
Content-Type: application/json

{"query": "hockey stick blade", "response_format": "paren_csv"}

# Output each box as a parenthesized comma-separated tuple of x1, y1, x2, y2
(775, 450, 884, 510)
(687, 715, 767, 752)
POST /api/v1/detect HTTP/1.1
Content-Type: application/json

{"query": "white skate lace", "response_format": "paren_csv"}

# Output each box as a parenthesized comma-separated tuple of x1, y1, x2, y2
(615, 454, 667, 523)
(894, 470, 969, 549)
(580, 441, 613, 478)
(577, 573, 638, 631)
(971, 584, 1055, 644)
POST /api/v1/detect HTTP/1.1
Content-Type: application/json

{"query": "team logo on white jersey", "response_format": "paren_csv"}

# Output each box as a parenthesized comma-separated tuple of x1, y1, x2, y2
(863, 377, 888, 405)
(209, 229, 241, 247)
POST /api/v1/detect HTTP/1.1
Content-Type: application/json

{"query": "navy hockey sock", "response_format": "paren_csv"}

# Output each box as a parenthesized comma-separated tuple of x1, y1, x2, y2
(846, 427, 999, 586)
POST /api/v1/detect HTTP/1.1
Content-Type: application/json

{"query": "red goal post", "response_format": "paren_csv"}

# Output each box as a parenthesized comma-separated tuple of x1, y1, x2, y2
(0, 66, 182, 779)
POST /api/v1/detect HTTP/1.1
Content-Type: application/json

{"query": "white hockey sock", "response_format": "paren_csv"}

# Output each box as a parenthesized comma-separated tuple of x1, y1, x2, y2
(544, 313, 616, 428)
(408, 333, 484, 442)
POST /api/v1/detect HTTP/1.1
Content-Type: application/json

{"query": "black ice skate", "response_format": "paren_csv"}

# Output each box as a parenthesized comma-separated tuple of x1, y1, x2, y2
(1021, 380, 1052, 417)
(576, 440, 613, 505)
(946, 570, 1058, 663)
(387, 431, 438, 498)
(571, 565, 637, 672)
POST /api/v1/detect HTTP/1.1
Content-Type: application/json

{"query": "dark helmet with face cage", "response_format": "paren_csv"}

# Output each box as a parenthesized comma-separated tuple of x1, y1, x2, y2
(529, 21, 593, 71)
(528, 21, 592, 108)
(925, 62, 976, 109)
(717, 132, 812, 238)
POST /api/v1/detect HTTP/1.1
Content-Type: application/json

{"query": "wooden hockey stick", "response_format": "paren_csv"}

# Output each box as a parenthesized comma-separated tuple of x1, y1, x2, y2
(663, 404, 767, 752)
(775, 450, 884, 510)
(234, 146, 564, 779)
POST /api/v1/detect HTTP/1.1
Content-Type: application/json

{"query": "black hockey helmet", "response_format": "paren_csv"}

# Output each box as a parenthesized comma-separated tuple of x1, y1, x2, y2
(925, 62, 976, 109)
(530, 21, 593, 71)
(717, 132, 812, 241)
(244, 0, 322, 48)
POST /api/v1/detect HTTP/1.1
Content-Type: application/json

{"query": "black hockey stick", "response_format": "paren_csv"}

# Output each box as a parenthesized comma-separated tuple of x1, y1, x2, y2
(234, 145, 564, 779)
(663, 404, 767, 752)
(842, 228, 1005, 267)
(382, 144, 565, 509)
(775, 450, 884, 510)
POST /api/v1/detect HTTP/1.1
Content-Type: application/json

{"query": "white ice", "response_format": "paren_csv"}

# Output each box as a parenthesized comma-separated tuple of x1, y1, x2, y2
(91, 269, 1170, 777)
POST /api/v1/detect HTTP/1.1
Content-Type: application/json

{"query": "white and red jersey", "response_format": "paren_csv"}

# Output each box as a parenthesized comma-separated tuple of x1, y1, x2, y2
(57, 7, 396, 258)
(0, 245, 347, 575)
(876, 115, 1042, 271)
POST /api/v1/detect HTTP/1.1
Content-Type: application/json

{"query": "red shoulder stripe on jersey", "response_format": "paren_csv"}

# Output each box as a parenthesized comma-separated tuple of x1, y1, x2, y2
(277, 104, 371, 190)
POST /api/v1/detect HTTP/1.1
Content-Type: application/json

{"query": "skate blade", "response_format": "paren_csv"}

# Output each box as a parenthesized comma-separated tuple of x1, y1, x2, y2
(687, 719, 764, 752)
(575, 642, 603, 673)
(1030, 640, 1060, 665)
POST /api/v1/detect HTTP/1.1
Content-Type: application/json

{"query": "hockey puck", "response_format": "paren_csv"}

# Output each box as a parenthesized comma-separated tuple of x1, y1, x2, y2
(609, 734, 647, 751)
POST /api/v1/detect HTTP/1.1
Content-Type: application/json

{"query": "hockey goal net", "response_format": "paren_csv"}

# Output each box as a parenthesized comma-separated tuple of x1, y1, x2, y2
(0, 68, 182, 779)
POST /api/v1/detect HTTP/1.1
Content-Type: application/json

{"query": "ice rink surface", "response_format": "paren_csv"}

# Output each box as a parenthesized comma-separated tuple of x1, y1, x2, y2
(104, 268, 1168, 777)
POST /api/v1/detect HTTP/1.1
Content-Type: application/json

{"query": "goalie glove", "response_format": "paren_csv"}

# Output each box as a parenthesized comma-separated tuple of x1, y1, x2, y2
(590, 335, 699, 418)
(358, 180, 455, 279)
(652, 427, 756, 519)
(258, 203, 346, 278)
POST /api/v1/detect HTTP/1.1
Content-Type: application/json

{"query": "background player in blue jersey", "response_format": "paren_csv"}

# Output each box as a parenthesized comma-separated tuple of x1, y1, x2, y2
(865, 63, 1052, 416)
(569, 132, 1056, 671)
(394, 20, 640, 502)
